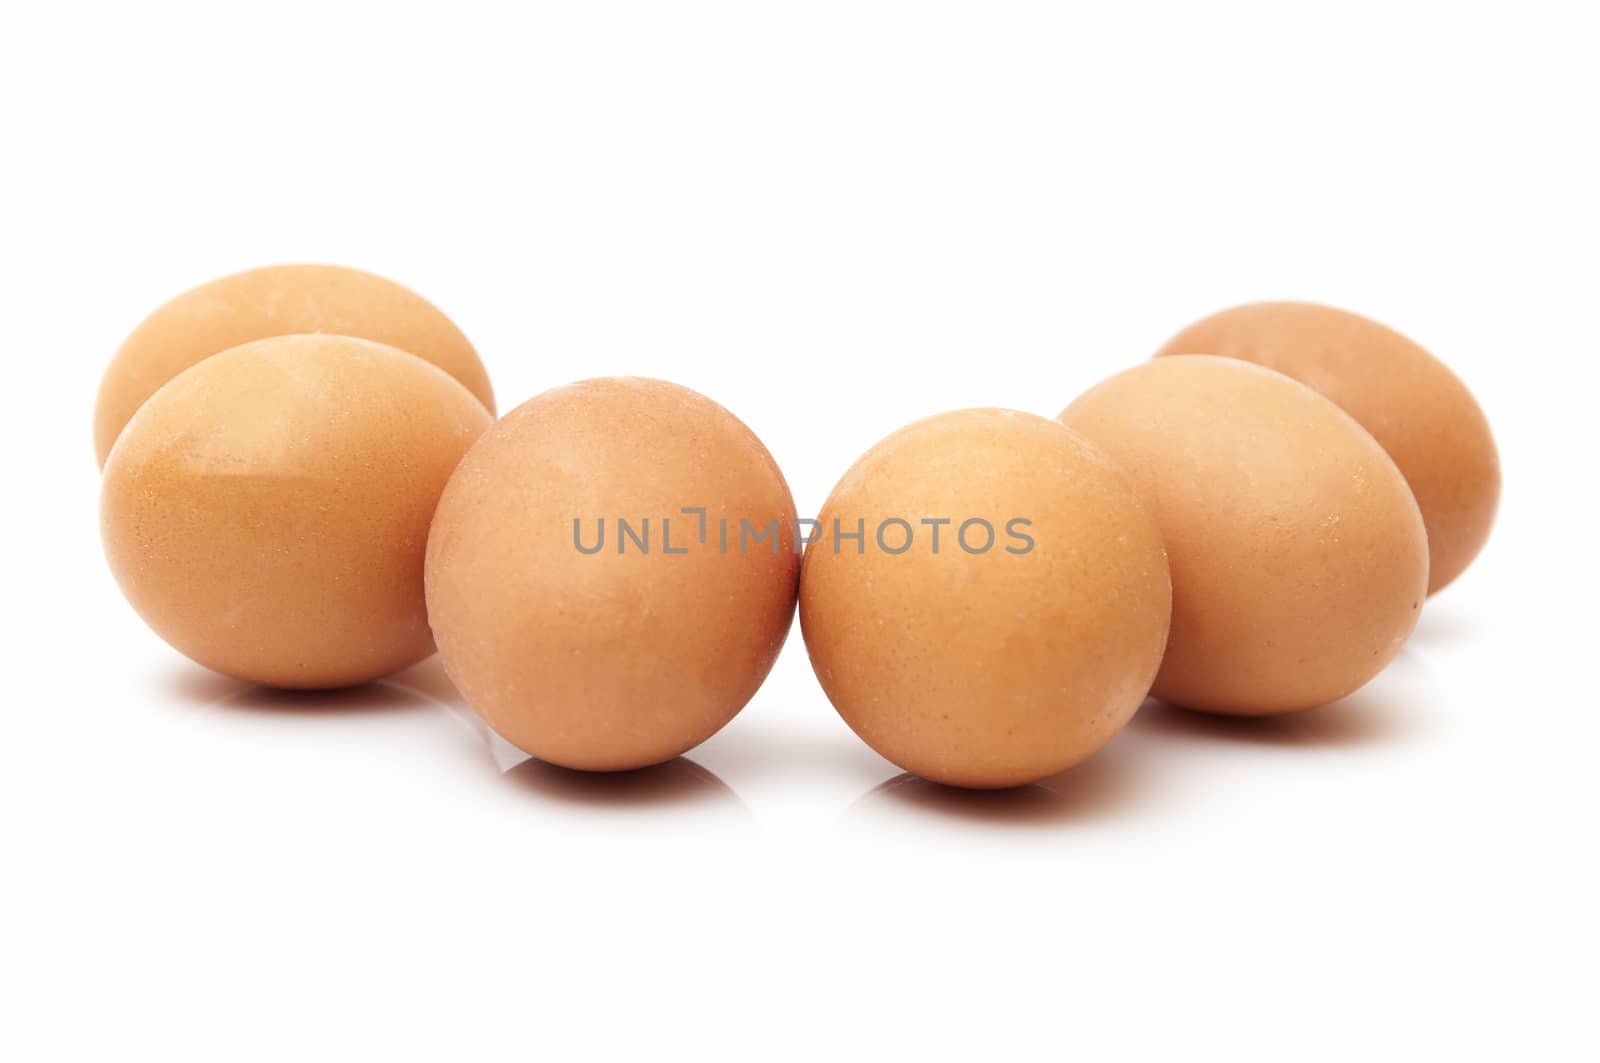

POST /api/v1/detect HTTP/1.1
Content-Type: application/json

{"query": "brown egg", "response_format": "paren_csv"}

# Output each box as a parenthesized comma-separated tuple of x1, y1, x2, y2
(1154, 301, 1498, 594)
(101, 334, 492, 688)
(94, 263, 495, 467)
(424, 378, 799, 772)
(1059, 357, 1428, 716)
(799, 409, 1171, 789)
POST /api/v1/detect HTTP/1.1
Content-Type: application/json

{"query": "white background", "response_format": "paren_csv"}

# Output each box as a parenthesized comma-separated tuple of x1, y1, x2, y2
(3, 2, 1597, 1059)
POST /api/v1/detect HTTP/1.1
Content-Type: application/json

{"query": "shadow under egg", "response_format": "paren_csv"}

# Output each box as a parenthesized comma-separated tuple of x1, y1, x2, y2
(385, 655, 466, 710)
(505, 755, 748, 813)
(1129, 678, 1419, 750)
(1406, 597, 1490, 648)
(847, 738, 1146, 828)
(166, 662, 437, 716)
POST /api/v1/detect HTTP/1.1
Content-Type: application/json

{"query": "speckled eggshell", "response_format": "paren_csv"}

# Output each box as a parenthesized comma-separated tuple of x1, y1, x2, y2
(94, 263, 495, 467)
(101, 334, 492, 688)
(798, 409, 1172, 789)
(424, 378, 799, 773)
(1154, 301, 1498, 594)
(1060, 356, 1429, 716)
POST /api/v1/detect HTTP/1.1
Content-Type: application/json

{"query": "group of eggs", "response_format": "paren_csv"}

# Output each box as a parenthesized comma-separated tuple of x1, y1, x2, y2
(96, 265, 1499, 790)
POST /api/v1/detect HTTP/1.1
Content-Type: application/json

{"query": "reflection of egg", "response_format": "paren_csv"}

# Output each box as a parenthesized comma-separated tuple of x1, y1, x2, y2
(100, 335, 492, 688)
(1155, 301, 1498, 594)
(93, 264, 495, 467)
(1060, 357, 1428, 716)
(799, 409, 1171, 789)
(425, 378, 799, 772)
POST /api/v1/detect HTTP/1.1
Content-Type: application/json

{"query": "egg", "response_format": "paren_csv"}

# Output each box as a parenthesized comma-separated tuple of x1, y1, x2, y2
(798, 409, 1171, 789)
(1059, 357, 1428, 715)
(94, 263, 495, 467)
(424, 378, 799, 772)
(1154, 301, 1498, 594)
(101, 334, 492, 688)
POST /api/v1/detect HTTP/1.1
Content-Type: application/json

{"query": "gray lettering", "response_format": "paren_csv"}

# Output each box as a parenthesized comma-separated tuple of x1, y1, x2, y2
(958, 518, 995, 554)
(681, 506, 708, 544)
(573, 518, 605, 555)
(1005, 518, 1035, 555)
(740, 518, 780, 554)
(794, 518, 820, 554)
(618, 517, 649, 554)
(662, 518, 687, 555)
(833, 518, 865, 554)
(877, 518, 913, 555)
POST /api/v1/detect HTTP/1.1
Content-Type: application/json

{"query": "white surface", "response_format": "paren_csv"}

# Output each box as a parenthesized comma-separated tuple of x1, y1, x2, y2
(3, 2, 1597, 1059)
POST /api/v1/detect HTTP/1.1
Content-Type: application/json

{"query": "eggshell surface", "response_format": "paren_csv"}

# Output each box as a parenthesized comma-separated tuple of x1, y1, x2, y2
(799, 409, 1172, 789)
(1060, 357, 1428, 715)
(1155, 301, 1498, 594)
(101, 334, 492, 688)
(424, 378, 799, 772)
(94, 263, 495, 466)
